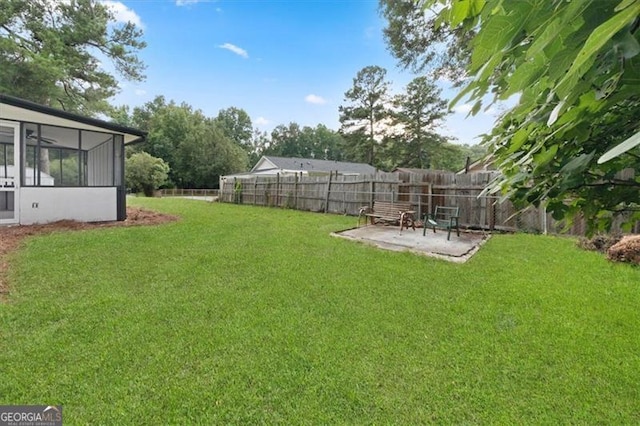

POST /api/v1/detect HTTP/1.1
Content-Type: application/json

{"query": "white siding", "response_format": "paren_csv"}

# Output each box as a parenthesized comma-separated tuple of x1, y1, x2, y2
(19, 187, 117, 224)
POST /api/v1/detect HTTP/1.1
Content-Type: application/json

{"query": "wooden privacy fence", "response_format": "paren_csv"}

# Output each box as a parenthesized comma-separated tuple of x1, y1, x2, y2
(218, 171, 639, 236)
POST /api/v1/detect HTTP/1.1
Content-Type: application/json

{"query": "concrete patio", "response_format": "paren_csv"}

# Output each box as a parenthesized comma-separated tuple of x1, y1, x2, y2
(333, 224, 490, 263)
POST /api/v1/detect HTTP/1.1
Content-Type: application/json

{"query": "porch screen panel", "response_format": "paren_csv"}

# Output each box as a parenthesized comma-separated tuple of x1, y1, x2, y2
(113, 135, 123, 186)
(87, 138, 114, 186)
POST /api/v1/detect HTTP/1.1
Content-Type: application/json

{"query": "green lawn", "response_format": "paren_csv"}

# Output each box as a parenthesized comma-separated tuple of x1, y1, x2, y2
(1, 198, 639, 424)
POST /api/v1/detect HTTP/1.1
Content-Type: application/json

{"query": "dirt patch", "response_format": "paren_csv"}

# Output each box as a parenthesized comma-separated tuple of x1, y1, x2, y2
(0, 207, 178, 300)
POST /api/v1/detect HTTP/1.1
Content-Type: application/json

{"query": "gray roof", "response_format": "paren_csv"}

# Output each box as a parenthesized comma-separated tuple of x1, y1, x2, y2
(261, 156, 376, 174)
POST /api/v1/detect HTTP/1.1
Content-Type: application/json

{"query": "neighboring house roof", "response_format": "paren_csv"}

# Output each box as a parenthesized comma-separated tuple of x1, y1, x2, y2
(391, 167, 451, 174)
(253, 156, 376, 175)
(0, 94, 146, 144)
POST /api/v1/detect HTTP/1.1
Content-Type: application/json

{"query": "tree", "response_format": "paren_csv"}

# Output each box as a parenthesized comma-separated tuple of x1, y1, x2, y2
(390, 0, 640, 233)
(124, 96, 248, 188)
(174, 118, 247, 188)
(379, 0, 472, 83)
(393, 76, 450, 169)
(248, 129, 270, 167)
(310, 124, 347, 161)
(262, 123, 347, 161)
(432, 142, 485, 172)
(0, 0, 146, 115)
(339, 66, 393, 166)
(264, 123, 304, 157)
(125, 152, 169, 197)
(214, 107, 253, 150)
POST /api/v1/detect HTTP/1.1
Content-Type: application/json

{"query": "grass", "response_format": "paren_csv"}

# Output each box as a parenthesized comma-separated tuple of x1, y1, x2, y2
(1, 198, 640, 424)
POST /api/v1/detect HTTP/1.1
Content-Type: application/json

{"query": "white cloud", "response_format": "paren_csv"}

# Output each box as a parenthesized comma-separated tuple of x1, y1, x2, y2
(101, 1, 144, 28)
(483, 106, 497, 116)
(134, 89, 146, 96)
(305, 94, 327, 105)
(255, 117, 270, 126)
(176, 0, 203, 6)
(218, 43, 248, 59)
(453, 103, 473, 114)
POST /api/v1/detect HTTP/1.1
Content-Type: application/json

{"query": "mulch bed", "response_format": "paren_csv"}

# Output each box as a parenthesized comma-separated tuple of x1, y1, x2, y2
(0, 207, 178, 300)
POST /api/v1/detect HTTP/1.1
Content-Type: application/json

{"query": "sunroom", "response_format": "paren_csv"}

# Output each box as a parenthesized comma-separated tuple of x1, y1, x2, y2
(0, 94, 146, 225)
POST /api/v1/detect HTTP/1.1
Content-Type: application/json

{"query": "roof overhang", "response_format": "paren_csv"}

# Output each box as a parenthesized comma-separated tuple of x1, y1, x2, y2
(0, 94, 146, 144)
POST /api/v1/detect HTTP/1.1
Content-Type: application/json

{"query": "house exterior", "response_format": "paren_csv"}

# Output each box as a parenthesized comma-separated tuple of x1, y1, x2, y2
(220, 155, 376, 189)
(251, 156, 377, 176)
(0, 94, 146, 225)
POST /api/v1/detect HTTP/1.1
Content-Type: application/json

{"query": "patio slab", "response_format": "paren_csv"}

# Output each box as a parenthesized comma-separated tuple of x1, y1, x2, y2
(333, 225, 490, 263)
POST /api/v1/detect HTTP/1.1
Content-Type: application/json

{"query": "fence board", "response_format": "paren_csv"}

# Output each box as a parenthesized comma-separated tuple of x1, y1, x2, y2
(216, 171, 639, 236)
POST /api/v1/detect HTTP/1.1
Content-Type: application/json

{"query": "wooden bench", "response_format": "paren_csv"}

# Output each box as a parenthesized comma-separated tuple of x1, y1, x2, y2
(358, 201, 416, 231)
(423, 206, 460, 240)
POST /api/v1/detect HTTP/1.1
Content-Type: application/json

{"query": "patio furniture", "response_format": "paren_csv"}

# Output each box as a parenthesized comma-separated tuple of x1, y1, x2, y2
(423, 206, 460, 240)
(358, 201, 416, 231)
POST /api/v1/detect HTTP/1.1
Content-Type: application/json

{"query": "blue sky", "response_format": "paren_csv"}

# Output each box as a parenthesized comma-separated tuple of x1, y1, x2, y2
(106, 0, 500, 146)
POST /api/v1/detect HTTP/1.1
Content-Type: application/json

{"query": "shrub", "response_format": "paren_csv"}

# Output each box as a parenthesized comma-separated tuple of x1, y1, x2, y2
(125, 152, 170, 197)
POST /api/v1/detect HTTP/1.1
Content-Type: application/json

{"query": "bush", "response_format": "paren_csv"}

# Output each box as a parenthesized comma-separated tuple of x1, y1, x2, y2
(125, 152, 170, 197)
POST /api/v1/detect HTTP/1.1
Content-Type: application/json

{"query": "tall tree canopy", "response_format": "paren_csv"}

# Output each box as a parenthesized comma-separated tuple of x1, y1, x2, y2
(214, 107, 253, 150)
(385, 0, 640, 233)
(392, 76, 449, 169)
(0, 0, 146, 115)
(121, 96, 248, 188)
(339, 65, 393, 166)
(262, 123, 346, 161)
(379, 0, 472, 83)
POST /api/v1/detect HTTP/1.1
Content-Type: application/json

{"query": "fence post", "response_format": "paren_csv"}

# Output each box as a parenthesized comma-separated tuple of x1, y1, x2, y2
(324, 172, 333, 213)
(294, 174, 299, 210)
(276, 173, 280, 207)
(490, 199, 496, 231)
(427, 183, 432, 216)
(253, 178, 258, 205)
(369, 178, 374, 208)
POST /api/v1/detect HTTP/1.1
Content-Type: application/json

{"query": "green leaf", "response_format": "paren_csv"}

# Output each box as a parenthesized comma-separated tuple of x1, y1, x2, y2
(547, 100, 566, 126)
(561, 152, 595, 174)
(471, 100, 482, 116)
(526, 18, 562, 60)
(469, 0, 487, 16)
(470, 15, 517, 72)
(449, 0, 471, 26)
(598, 130, 640, 163)
(557, 3, 640, 98)
(503, 52, 547, 98)
(615, 0, 638, 12)
(533, 145, 558, 168)
(506, 127, 532, 154)
(612, 30, 640, 59)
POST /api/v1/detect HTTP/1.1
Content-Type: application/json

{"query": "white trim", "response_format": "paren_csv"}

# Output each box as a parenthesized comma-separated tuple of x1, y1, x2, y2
(0, 119, 20, 225)
(251, 157, 277, 173)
